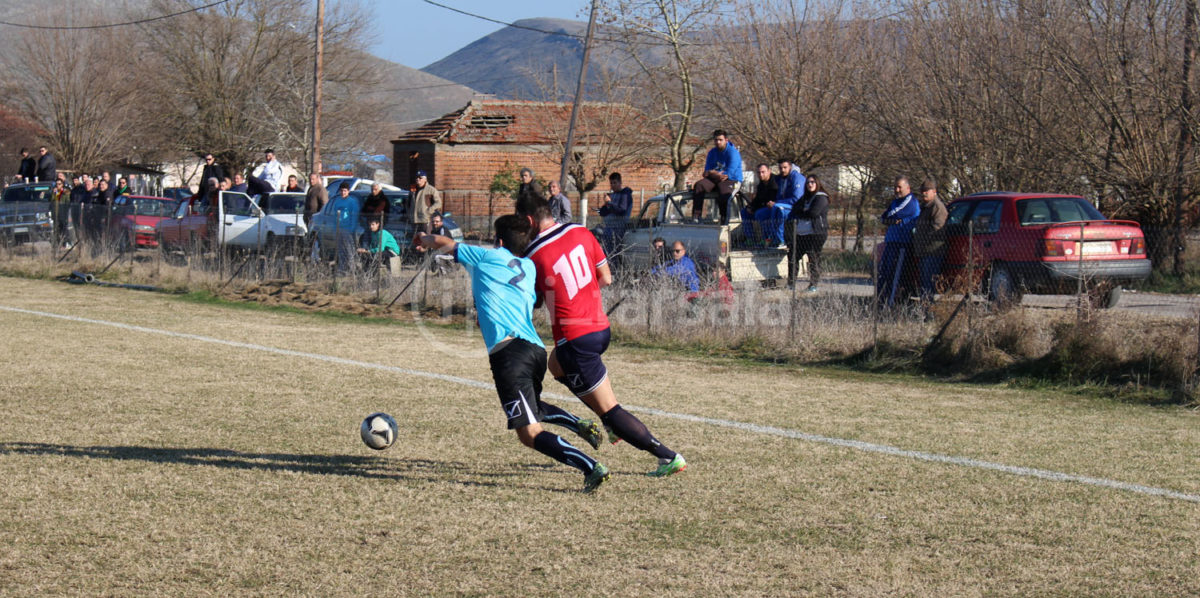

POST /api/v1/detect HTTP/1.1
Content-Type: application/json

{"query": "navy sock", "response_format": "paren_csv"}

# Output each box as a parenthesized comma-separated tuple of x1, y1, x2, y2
(537, 400, 581, 434)
(601, 404, 676, 460)
(532, 431, 596, 475)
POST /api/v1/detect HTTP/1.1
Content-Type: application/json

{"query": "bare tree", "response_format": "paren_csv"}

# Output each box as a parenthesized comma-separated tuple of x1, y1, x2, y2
(0, 3, 150, 173)
(600, 0, 718, 190)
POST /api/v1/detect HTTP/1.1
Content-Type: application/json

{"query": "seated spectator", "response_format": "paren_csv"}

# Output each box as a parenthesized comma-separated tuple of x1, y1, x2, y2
(358, 216, 400, 271)
(652, 241, 700, 298)
(742, 163, 777, 242)
(649, 236, 668, 270)
(691, 129, 743, 224)
(230, 173, 248, 194)
(697, 262, 734, 306)
(753, 158, 804, 246)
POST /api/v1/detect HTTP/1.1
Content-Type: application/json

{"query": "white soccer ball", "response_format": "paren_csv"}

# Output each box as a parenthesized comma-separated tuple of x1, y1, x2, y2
(360, 412, 398, 450)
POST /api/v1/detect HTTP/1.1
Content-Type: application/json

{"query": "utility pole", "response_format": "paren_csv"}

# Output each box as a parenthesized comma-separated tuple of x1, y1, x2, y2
(310, 0, 325, 177)
(559, 0, 598, 192)
(1173, 0, 1196, 276)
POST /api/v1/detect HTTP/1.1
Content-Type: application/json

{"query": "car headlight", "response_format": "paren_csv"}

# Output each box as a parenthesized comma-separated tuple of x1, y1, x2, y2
(286, 226, 301, 235)
(36, 212, 51, 221)
(135, 224, 155, 232)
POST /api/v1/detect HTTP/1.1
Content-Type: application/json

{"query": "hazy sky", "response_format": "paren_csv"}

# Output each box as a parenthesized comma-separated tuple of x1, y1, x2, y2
(371, 0, 587, 70)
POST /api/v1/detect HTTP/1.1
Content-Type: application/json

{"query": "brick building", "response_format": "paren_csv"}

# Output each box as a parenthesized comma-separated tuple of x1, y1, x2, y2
(391, 99, 703, 229)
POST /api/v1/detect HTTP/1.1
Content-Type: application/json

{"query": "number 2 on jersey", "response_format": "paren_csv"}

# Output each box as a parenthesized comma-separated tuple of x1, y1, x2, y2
(551, 245, 593, 300)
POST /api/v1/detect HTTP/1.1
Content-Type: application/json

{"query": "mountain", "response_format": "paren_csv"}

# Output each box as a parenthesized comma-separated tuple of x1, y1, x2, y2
(422, 18, 594, 101)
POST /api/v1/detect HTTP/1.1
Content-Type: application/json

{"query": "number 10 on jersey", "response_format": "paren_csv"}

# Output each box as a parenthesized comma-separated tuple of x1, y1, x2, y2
(551, 245, 593, 300)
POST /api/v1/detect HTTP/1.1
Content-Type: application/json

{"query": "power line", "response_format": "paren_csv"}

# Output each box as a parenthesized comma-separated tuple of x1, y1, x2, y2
(0, 0, 233, 30)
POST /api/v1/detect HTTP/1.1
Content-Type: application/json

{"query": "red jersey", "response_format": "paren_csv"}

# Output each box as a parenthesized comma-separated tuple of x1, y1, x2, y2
(524, 223, 610, 342)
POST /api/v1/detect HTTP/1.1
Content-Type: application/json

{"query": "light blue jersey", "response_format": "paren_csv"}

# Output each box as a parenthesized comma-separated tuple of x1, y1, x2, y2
(455, 243, 543, 352)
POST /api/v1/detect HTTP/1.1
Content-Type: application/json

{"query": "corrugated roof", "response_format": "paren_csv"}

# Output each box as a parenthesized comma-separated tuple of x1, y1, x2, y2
(391, 99, 653, 145)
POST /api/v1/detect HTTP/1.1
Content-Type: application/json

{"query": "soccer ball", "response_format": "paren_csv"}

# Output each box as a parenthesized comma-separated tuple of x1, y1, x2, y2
(360, 412, 398, 450)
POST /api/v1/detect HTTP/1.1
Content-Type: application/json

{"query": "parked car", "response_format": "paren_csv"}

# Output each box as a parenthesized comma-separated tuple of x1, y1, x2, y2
(885, 191, 1151, 308)
(156, 190, 272, 254)
(324, 177, 402, 194)
(617, 189, 790, 284)
(0, 182, 55, 244)
(257, 191, 308, 250)
(109, 195, 180, 250)
(309, 188, 462, 261)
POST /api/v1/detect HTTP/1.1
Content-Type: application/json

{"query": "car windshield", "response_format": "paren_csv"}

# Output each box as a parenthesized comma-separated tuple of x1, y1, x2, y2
(2, 185, 53, 202)
(130, 198, 179, 216)
(265, 194, 305, 214)
(1017, 197, 1105, 225)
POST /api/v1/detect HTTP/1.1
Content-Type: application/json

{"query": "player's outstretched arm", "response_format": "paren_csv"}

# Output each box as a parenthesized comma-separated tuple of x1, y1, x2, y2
(418, 234, 456, 253)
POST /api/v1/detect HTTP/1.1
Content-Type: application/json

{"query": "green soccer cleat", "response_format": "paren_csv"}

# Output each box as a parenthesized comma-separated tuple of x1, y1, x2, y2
(647, 454, 687, 478)
(583, 463, 611, 494)
(577, 418, 603, 450)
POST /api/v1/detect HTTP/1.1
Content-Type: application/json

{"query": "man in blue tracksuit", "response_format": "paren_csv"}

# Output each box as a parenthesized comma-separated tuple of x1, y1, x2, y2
(691, 129, 743, 224)
(754, 158, 804, 246)
(877, 176, 921, 306)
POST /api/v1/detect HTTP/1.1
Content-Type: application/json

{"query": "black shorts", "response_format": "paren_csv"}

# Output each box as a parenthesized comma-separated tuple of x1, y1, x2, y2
(552, 328, 610, 397)
(488, 338, 548, 430)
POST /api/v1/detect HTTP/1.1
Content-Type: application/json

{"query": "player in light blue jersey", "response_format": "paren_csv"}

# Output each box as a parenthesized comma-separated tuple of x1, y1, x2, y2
(418, 214, 610, 492)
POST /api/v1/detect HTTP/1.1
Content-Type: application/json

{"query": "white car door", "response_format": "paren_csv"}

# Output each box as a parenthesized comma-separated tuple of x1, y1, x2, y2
(218, 191, 264, 248)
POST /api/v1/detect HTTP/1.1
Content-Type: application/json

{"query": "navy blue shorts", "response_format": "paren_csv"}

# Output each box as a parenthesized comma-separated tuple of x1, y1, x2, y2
(553, 328, 610, 397)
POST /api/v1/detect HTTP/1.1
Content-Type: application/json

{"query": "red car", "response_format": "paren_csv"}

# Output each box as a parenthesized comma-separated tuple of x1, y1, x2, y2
(109, 195, 181, 250)
(940, 192, 1151, 307)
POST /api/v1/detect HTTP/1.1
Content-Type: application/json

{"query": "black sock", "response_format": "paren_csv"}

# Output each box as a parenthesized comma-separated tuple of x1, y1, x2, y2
(532, 431, 596, 475)
(537, 400, 580, 434)
(600, 405, 676, 460)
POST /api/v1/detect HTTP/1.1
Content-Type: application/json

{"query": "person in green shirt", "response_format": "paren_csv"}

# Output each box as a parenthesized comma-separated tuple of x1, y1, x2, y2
(357, 216, 399, 272)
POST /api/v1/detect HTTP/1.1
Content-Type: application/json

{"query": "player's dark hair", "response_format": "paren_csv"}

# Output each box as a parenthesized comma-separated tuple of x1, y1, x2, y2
(495, 214, 532, 254)
(514, 195, 552, 222)
(713, 129, 727, 139)
(609, 172, 622, 182)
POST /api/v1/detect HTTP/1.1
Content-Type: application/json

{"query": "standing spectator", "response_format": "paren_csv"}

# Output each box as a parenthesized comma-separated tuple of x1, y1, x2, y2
(79, 178, 103, 249)
(36, 147, 56, 184)
(219, 177, 232, 191)
(303, 172, 327, 227)
(651, 240, 701, 297)
(328, 182, 360, 274)
(742, 163, 778, 243)
(786, 175, 830, 292)
(754, 158, 804, 246)
(284, 174, 302, 192)
(409, 170, 442, 234)
(877, 176, 921, 307)
(598, 171, 632, 258)
(17, 148, 36, 182)
(697, 262, 735, 307)
(230, 172, 248, 194)
(547, 179, 572, 224)
(691, 129, 743, 223)
(199, 153, 225, 198)
(50, 178, 71, 247)
(114, 177, 132, 196)
(516, 167, 543, 204)
(912, 178, 948, 303)
(361, 182, 390, 225)
(255, 149, 283, 191)
(99, 172, 113, 199)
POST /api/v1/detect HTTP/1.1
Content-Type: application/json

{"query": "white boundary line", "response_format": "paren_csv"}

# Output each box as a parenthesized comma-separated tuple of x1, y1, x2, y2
(2, 303, 1198, 504)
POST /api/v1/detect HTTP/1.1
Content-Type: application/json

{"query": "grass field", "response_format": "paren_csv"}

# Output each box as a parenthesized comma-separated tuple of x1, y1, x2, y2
(0, 276, 1197, 596)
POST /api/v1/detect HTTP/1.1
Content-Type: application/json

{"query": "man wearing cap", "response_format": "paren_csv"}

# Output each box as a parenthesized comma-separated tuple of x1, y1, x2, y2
(410, 170, 442, 234)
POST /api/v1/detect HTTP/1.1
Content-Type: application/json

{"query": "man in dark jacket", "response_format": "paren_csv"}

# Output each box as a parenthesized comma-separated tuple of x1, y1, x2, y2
(199, 153, 226, 198)
(912, 179, 948, 302)
(17, 148, 36, 182)
(36, 147, 56, 184)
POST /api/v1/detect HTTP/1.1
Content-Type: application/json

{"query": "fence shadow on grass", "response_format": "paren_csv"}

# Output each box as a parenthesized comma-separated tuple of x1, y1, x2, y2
(0, 442, 579, 493)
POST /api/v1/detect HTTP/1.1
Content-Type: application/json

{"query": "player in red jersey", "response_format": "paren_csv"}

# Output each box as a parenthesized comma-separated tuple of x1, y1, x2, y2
(517, 191, 686, 478)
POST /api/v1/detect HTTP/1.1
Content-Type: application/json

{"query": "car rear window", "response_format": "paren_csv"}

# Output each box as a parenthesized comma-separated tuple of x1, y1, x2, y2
(2, 185, 53, 202)
(1017, 197, 1104, 224)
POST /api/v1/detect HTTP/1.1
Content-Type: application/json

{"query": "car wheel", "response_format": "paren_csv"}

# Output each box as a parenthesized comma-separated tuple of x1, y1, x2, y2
(987, 265, 1022, 308)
